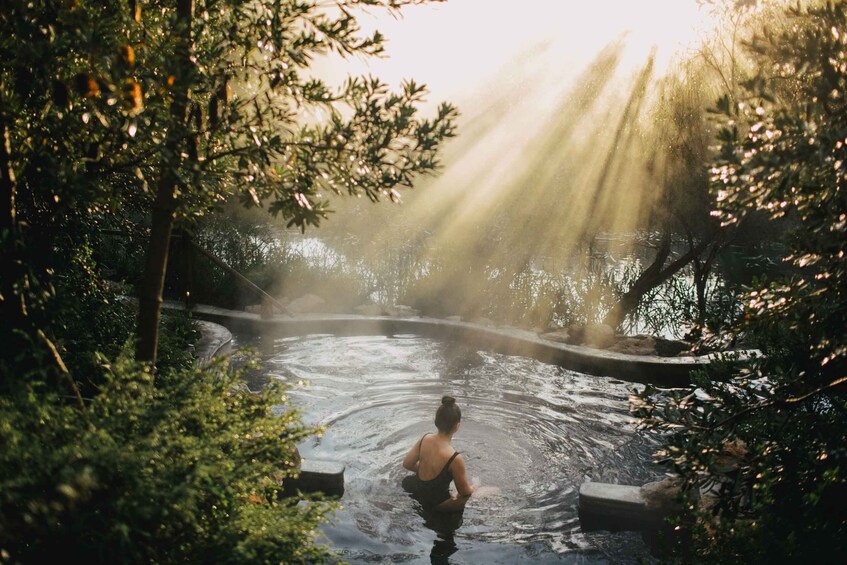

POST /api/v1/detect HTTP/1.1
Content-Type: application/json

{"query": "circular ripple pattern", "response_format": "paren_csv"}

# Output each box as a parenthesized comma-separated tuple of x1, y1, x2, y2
(250, 333, 663, 564)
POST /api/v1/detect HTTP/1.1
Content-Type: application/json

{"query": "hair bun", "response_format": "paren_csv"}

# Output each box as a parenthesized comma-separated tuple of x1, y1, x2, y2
(441, 395, 456, 406)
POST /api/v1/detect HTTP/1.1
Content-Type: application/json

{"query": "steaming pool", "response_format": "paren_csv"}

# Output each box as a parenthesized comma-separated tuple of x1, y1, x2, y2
(236, 332, 662, 564)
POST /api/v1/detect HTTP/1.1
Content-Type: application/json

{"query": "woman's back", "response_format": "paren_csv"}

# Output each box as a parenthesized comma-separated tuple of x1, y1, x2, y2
(417, 433, 458, 481)
(402, 396, 475, 512)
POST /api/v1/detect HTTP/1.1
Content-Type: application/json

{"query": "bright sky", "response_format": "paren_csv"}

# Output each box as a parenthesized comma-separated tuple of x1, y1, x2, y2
(316, 0, 721, 242)
(346, 0, 713, 102)
(310, 0, 726, 317)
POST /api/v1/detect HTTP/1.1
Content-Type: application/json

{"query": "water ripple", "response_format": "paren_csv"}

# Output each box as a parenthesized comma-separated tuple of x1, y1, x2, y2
(253, 333, 661, 563)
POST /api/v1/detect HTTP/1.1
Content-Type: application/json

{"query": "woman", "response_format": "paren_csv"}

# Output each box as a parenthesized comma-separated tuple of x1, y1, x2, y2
(402, 396, 474, 512)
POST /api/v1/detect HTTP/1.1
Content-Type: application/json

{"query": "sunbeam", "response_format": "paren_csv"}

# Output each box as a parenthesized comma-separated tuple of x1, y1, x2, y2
(301, 0, 724, 323)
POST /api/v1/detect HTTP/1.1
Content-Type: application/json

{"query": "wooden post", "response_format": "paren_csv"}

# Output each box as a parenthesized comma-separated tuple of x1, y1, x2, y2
(261, 295, 273, 320)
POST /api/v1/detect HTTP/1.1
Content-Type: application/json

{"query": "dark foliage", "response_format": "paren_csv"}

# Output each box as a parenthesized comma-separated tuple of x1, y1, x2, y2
(632, 2, 847, 562)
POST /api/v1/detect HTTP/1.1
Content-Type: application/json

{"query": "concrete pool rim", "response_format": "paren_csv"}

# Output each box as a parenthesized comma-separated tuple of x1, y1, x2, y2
(171, 301, 759, 386)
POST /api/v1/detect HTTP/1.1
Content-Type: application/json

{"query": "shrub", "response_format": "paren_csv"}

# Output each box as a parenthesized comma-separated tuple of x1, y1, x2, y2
(0, 353, 334, 564)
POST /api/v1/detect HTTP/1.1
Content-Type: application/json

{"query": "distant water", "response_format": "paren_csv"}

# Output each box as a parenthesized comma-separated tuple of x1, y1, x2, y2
(241, 333, 663, 564)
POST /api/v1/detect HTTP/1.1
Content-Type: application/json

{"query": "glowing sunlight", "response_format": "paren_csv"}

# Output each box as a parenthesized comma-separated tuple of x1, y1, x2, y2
(317, 0, 722, 316)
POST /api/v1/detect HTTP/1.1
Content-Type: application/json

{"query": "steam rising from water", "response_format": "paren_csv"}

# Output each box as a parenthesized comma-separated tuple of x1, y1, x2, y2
(264, 1, 748, 327)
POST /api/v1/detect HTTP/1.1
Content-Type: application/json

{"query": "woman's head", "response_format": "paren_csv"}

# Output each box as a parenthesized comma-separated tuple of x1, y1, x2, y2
(435, 395, 461, 433)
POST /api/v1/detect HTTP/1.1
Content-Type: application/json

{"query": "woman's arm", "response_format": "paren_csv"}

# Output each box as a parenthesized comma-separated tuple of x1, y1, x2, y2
(435, 455, 474, 512)
(450, 454, 474, 497)
(402, 435, 424, 471)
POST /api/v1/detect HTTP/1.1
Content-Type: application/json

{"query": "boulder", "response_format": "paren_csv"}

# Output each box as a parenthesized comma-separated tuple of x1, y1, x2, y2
(354, 303, 386, 316)
(654, 337, 692, 357)
(608, 336, 657, 356)
(287, 293, 326, 314)
(640, 476, 685, 516)
(582, 323, 616, 349)
(566, 324, 585, 342)
(540, 329, 571, 343)
(385, 304, 419, 317)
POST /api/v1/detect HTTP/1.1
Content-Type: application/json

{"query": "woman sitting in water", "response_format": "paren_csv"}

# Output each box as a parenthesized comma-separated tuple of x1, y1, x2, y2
(402, 395, 475, 512)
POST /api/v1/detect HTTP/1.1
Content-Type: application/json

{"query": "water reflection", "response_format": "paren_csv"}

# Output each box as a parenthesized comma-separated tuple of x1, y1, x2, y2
(238, 333, 664, 563)
(401, 474, 464, 563)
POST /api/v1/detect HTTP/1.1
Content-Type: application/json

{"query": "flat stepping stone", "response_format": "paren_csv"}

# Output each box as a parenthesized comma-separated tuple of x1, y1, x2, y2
(579, 482, 660, 532)
(284, 459, 345, 497)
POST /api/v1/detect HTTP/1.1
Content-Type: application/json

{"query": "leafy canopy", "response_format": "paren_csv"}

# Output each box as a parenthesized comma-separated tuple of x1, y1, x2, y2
(632, 2, 847, 562)
(0, 0, 456, 562)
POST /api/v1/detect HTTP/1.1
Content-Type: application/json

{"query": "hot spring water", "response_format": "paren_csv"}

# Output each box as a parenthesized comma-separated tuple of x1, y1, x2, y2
(238, 333, 662, 563)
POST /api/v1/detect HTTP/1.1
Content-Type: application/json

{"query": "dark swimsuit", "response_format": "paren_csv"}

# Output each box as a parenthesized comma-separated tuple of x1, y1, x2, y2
(406, 433, 460, 508)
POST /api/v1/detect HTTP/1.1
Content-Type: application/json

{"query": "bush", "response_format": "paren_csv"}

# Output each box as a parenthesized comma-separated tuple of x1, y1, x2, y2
(632, 2, 847, 562)
(0, 353, 334, 564)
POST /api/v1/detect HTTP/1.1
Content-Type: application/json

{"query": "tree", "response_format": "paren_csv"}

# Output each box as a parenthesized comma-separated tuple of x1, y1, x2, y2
(632, 1, 847, 561)
(0, 1, 455, 561)
(601, 58, 728, 331)
(1, 0, 456, 366)
(123, 0, 456, 364)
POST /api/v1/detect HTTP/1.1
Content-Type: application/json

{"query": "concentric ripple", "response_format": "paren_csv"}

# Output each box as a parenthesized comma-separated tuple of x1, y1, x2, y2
(245, 333, 663, 564)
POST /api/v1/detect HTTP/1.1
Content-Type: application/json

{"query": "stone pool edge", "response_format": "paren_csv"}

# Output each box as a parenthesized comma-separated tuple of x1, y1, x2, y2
(169, 301, 760, 387)
(193, 315, 346, 497)
(194, 319, 233, 367)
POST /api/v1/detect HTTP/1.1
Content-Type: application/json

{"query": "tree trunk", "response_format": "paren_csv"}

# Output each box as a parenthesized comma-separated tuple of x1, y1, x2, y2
(0, 108, 15, 234)
(135, 0, 194, 365)
(135, 174, 179, 363)
(603, 231, 712, 329)
(693, 240, 720, 326)
(0, 89, 21, 331)
(693, 256, 707, 324)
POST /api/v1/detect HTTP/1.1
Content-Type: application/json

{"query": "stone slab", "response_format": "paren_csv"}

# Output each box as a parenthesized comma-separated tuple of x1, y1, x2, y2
(284, 459, 345, 497)
(578, 481, 661, 532)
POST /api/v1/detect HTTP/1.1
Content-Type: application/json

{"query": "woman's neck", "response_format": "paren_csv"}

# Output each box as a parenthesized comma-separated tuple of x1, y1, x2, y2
(436, 430, 453, 441)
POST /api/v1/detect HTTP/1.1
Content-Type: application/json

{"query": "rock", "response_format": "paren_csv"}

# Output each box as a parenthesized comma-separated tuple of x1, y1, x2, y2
(244, 304, 262, 314)
(640, 477, 685, 516)
(287, 293, 326, 314)
(445, 315, 462, 322)
(470, 317, 495, 328)
(578, 482, 652, 532)
(385, 304, 419, 317)
(284, 458, 345, 497)
(564, 323, 588, 344)
(714, 438, 748, 473)
(582, 323, 616, 349)
(195, 320, 233, 367)
(654, 337, 692, 357)
(608, 336, 657, 356)
(540, 329, 571, 343)
(354, 303, 386, 316)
